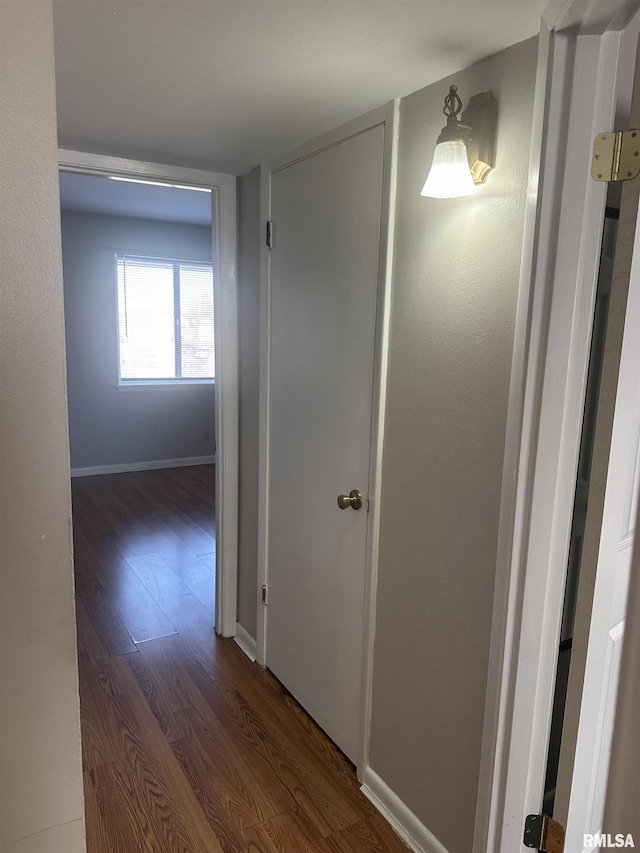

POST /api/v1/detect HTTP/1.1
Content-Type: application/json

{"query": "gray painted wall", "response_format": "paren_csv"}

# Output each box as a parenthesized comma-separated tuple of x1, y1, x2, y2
(61, 211, 215, 470)
(233, 54, 539, 843)
(0, 3, 86, 850)
(237, 167, 261, 638)
(369, 37, 539, 853)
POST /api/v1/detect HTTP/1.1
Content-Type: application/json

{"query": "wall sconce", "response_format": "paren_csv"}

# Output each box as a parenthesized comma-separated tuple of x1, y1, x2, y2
(421, 85, 498, 199)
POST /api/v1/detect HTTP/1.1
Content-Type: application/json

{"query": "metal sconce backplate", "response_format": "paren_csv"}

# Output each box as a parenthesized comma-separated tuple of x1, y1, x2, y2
(462, 91, 498, 184)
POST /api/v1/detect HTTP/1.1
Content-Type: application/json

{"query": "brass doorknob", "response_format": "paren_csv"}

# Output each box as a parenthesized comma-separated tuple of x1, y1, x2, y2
(337, 489, 363, 510)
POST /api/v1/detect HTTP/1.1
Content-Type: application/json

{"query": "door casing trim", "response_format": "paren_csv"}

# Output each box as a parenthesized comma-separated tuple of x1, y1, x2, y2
(57, 150, 239, 638)
(473, 2, 640, 851)
(255, 100, 400, 778)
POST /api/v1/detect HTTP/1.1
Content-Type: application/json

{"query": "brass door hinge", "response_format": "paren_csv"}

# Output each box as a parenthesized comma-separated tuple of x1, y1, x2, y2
(524, 815, 565, 853)
(592, 130, 640, 182)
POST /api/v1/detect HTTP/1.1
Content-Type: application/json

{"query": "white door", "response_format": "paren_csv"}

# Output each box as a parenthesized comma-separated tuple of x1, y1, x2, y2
(552, 162, 640, 849)
(265, 123, 385, 762)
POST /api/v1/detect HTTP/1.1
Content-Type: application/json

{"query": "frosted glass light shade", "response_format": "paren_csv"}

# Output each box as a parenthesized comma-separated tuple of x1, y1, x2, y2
(421, 139, 476, 199)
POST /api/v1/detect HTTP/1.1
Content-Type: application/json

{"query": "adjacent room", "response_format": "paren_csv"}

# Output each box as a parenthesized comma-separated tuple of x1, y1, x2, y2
(59, 170, 219, 720)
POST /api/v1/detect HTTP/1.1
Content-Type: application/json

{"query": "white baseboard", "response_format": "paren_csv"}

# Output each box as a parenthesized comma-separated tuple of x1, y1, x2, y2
(361, 767, 450, 853)
(70, 455, 215, 478)
(234, 623, 257, 662)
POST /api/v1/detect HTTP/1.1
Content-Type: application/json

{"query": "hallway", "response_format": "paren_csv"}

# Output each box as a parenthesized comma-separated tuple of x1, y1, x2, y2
(73, 467, 407, 851)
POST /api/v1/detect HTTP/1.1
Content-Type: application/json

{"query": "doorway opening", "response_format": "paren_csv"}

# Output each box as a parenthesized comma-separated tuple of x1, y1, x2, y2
(59, 168, 218, 646)
(58, 149, 239, 639)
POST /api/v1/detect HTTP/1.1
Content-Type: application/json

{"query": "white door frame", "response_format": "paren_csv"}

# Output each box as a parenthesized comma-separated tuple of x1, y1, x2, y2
(604, 481, 640, 836)
(473, 2, 640, 851)
(57, 150, 239, 638)
(256, 101, 399, 777)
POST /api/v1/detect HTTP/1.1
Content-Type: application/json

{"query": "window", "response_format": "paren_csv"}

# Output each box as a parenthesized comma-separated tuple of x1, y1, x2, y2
(116, 255, 214, 383)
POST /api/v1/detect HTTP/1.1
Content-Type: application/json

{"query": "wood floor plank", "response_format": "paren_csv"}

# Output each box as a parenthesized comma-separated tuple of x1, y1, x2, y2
(168, 464, 215, 502)
(89, 479, 182, 559)
(108, 756, 197, 853)
(136, 635, 296, 826)
(74, 521, 177, 646)
(155, 548, 215, 589)
(141, 479, 216, 555)
(189, 637, 371, 821)
(165, 517, 216, 556)
(183, 704, 299, 827)
(75, 596, 111, 662)
(137, 468, 217, 548)
(126, 552, 214, 645)
(89, 652, 225, 852)
(74, 558, 137, 657)
(161, 472, 216, 525)
(183, 641, 370, 837)
(133, 635, 196, 714)
(242, 806, 338, 852)
(85, 762, 169, 853)
(88, 549, 178, 644)
(124, 650, 192, 743)
(72, 485, 123, 555)
(83, 769, 112, 853)
(327, 815, 409, 852)
(77, 649, 123, 771)
(170, 735, 263, 851)
(159, 595, 214, 648)
(198, 551, 216, 570)
(184, 574, 216, 614)
(125, 552, 193, 604)
(103, 476, 204, 563)
(149, 530, 203, 564)
(74, 467, 408, 853)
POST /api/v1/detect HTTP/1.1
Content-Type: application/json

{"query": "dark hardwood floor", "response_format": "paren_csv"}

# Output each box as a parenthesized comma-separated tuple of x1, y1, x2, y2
(73, 465, 407, 852)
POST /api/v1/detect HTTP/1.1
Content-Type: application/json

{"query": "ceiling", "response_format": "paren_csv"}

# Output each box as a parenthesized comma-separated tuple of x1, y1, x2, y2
(53, 1, 547, 177)
(59, 171, 212, 225)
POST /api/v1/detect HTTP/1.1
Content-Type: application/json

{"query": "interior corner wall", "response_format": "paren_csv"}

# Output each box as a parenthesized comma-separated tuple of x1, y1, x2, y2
(0, 3, 86, 851)
(61, 211, 215, 470)
(369, 36, 539, 853)
(236, 166, 261, 639)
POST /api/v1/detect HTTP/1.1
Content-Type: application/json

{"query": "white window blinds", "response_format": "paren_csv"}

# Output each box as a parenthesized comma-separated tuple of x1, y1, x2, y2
(116, 255, 214, 381)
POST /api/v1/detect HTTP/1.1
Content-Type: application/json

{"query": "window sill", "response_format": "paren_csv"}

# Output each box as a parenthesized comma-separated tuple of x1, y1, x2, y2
(117, 379, 215, 391)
